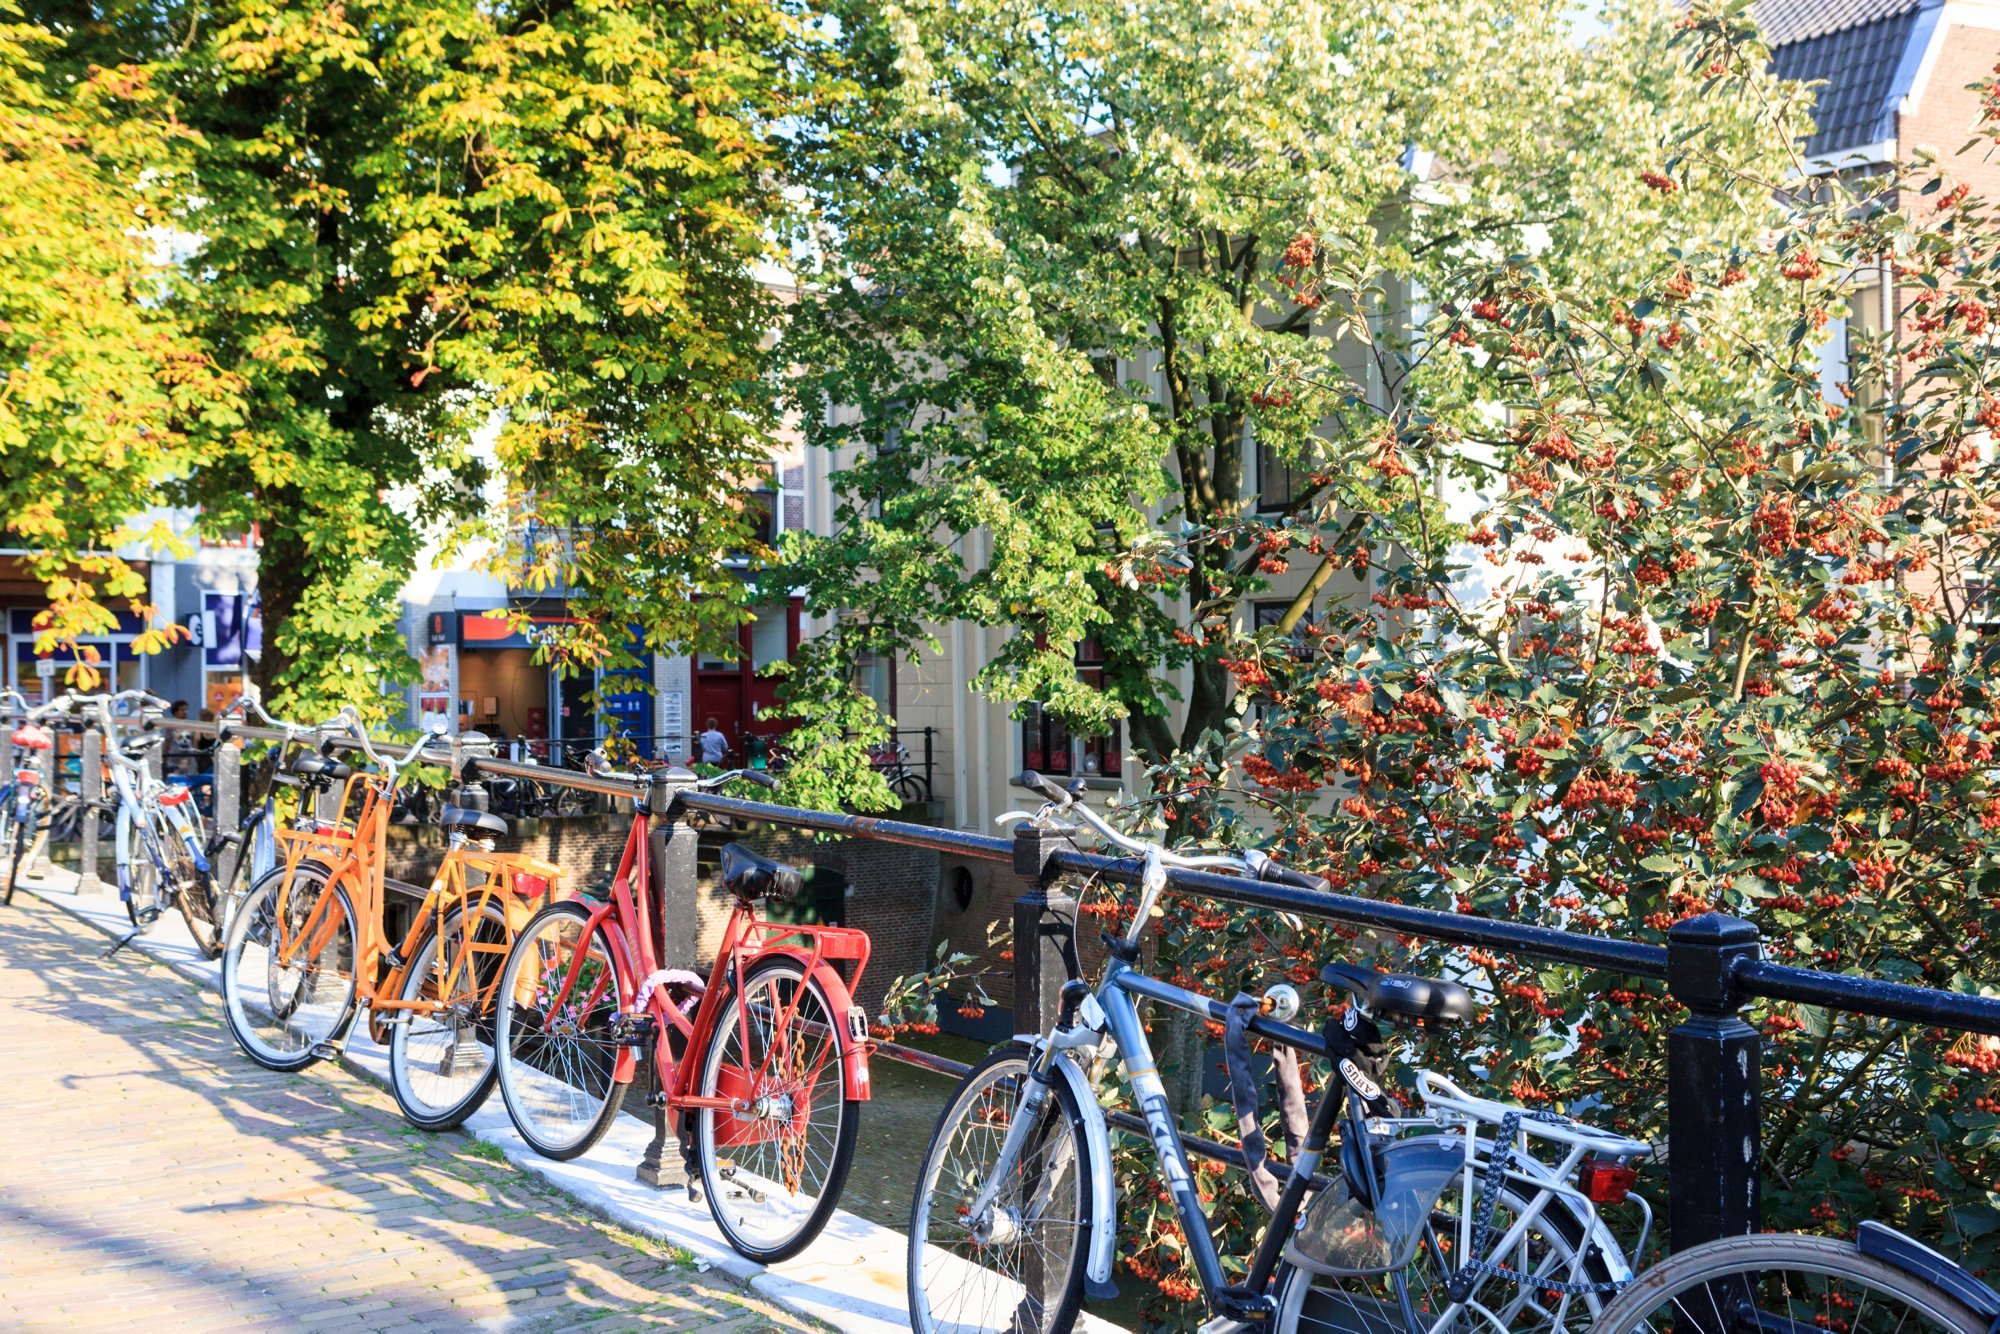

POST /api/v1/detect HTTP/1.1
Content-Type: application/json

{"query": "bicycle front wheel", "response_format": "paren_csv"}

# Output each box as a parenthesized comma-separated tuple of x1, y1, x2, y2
(389, 900, 511, 1130)
(1592, 1233, 1984, 1334)
(220, 866, 358, 1071)
(908, 1044, 1091, 1334)
(1, 797, 32, 905)
(493, 900, 628, 1159)
(694, 954, 860, 1263)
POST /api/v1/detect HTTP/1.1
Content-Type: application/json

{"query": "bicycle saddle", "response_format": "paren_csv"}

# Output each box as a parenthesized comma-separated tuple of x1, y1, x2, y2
(440, 805, 510, 839)
(719, 842, 803, 904)
(1321, 962, 1474, 1025)
(9, 723, 51, 751)
(289, 753, 354, 783)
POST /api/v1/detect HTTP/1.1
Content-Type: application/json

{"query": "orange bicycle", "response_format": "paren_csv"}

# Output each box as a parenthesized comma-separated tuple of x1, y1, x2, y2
(218, 712, 558, 1129)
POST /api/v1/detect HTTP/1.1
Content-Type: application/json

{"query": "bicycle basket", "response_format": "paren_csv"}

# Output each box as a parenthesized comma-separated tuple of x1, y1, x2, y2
(1285, 1136, 1461, 1277)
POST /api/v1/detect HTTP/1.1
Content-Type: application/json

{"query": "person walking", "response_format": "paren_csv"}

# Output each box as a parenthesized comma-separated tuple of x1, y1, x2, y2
(697, 718, 729, 767)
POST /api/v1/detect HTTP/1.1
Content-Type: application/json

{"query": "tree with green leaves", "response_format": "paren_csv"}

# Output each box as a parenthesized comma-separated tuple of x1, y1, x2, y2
(780, 0, 1802, 788)
(27, 0, 798, 718)
(0, 4, 205, 677)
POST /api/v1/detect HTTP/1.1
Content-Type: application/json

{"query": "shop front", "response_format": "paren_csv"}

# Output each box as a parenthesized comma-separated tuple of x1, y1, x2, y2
(431, 608, 654, 761)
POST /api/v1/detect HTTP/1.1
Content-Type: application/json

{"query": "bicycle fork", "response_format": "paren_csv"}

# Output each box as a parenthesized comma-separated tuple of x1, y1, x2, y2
(961, 979, 1121, 1301)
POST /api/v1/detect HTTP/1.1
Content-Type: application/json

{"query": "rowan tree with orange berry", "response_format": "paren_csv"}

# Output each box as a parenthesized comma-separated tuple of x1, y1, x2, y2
(1181, 0, 2000, 1302)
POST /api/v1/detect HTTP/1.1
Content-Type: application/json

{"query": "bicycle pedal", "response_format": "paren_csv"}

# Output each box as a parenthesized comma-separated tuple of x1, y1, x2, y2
(1197, 1320, 1252, 1334)
(309, 1040, 342, 1061)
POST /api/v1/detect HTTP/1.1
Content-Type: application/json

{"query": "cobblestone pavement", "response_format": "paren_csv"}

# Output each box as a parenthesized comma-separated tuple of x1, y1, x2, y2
(0, 895, 826, 1333)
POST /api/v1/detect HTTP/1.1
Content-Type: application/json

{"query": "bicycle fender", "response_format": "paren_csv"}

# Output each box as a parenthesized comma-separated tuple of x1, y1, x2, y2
(1042, 1047, 1118, 1293)
(753, 945, 872, 1101)
(577, 900, 643, 1084)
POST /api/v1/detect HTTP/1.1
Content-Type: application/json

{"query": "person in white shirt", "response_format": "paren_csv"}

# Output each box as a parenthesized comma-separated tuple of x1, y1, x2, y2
(697, 719, 729, 766)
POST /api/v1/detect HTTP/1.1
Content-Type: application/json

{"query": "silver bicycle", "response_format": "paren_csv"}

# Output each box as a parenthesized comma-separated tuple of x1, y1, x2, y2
(906, 771, 1653, 1334)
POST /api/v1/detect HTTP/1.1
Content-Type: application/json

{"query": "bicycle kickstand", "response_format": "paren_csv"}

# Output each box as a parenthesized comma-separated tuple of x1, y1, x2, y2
(310, 1000, 367, 1064)
(102, 926, 146, 960)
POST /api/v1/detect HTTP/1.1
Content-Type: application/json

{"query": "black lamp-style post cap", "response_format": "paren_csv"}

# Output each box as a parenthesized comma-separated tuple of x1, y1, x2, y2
(1667, 911, 1761, 1015)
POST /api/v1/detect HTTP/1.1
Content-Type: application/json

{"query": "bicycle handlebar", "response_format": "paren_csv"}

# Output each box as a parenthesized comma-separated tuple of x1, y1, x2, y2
(584, 750, 778, 792)
(314, 708, 443, 780)
(1010, 769, 1329, 890)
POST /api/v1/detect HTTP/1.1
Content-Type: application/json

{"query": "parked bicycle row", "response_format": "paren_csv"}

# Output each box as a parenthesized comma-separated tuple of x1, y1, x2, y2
(3, 691, 1995, 1334)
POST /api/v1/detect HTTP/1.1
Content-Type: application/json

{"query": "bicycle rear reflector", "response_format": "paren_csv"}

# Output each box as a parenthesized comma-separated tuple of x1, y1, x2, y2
(1578, 1157, 1637, 1204)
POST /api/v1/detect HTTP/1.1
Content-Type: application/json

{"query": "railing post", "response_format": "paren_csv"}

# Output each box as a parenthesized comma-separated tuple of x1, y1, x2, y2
(922, 727, 935, 800)
(1665, 911, 1762, 1249)
(639, 766, 700, 1192)
(1010, 822, 1080, 1037)
(77, 729, 106, 894)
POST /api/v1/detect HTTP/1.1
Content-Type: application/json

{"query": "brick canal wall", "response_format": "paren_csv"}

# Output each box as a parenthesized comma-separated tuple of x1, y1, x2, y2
(380, 809, 939, 1014)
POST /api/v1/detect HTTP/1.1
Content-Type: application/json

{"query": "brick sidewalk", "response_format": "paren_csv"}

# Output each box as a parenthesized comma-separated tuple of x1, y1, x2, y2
(0, 896, 825, 1333)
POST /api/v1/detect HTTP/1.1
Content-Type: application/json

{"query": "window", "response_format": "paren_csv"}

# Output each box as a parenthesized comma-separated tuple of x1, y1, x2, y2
(749, 606, 789, 671)
(1020, 703, 1074, 776)
(1254, 599, 1315, 639)
(880, 399, 909, 455)
(1258, 434, 1305, 512)
(1019, 639, 1123, 778)
(853, 650, 894, 718)
(1075, 639, 1122, 776)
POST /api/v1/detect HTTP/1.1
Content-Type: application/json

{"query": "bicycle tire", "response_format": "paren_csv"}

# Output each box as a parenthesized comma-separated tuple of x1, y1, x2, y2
(693, 953, 861, 1263)
(1, 799, 30, 906)
(220, 865, 359, 1072)
(0, 786, 14, 884)
(389, 899, 512, 1130)
(1592, 1233, 1985, 1334)
(493, 899, 630, 1160)
(908, 1043, 1091, 1334)
(171, 845, 223, 958)
(892, 772, 930, 808)
(124, 844, 163, 927)
(1273, 1161, 1614, 1334)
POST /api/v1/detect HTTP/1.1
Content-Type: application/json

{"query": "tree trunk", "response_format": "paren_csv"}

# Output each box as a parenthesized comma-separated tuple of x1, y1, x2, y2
(251, 497, 309, 701)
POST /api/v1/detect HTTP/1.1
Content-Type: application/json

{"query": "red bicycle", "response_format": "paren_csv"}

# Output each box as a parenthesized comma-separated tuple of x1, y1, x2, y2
(491, 762, 873, 1263)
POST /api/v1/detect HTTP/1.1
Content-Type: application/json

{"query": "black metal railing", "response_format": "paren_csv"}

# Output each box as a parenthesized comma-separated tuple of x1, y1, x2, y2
(14, 708, 2000, 1255)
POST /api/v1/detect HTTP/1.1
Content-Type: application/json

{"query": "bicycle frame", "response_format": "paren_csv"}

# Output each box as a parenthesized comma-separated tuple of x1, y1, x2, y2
(92, 726, 210, 913)
(533, 801, 874, 1108)
(269, 766, 556, 1043)
(982, 951, 1648, 1324)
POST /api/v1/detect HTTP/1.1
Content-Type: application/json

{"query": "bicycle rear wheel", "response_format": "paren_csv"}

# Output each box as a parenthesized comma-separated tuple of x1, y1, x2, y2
(493, 900, 629, 1159)
(389, 900, 511, 1130)
(693, 954, 860, 1263)
(220, 865, 358, 1071)
(908, 1044, 1091, 1334)
(171, 848, 223, 958)
(1592, 1233, 1984, 1334)
(1274, 1162, 1613, 1334)
(124, 850, 163, 927)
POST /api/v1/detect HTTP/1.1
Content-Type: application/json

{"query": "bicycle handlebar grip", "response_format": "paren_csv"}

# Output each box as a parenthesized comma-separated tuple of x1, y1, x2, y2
(1259, 862, 1328, 892)
(740, 770, 778, 790)
(1018, 770, 1069, 804)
